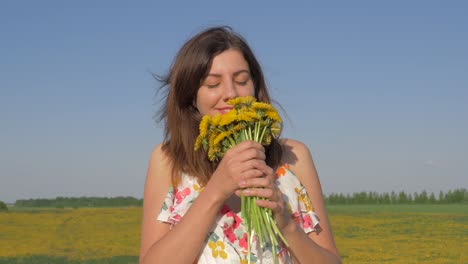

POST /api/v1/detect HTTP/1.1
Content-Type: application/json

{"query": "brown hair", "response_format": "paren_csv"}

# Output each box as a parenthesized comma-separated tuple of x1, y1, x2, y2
(156, 26, 282, 187)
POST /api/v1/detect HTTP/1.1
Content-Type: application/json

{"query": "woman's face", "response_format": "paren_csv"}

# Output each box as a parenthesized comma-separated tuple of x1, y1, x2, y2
(196, 49, 255, 116)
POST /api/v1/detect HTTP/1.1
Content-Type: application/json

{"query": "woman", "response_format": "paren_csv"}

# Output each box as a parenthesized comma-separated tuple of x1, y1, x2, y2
(139, 26, 341, 264)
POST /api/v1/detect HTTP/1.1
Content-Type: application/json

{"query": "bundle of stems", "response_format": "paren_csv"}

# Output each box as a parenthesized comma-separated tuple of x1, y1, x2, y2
(194, 96, 288, 262)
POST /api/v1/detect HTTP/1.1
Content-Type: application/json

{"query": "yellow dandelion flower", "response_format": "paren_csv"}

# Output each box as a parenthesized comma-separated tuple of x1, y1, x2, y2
(211, 114, 222, 127)
(195, 115, 212, 151)
(231, 123, 246, 134)
(194, 134, 203, 151)
(252, 101, 275, 112)
(214, 131, 228, 145)
(237, 111, 258, 123)
(219, 111, 238, 126)
(228, 95, 257, 106)
(208, 147, 216, 161)
(262, 134, 272, 145)
(265, 109, 282, 123)
(271, 123, 281, 138)
(198, 115, 211, 138)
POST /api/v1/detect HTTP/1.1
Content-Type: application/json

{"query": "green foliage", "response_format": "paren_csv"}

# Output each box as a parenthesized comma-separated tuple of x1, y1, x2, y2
(8, 188, 467, 208)
(0, 201, 7, 211)
(326, 204, 468, 214)
(13, 196, 143, 208)
(325, 188, 467, 205)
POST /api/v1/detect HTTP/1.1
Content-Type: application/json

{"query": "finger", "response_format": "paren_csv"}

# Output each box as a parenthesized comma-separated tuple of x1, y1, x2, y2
(229, 140, 264, 157)
(240, 187, 274, 199)
(239, 176, 271, 189)
(225, 147, 265, 164)
(259, 164, 274, 179)
(239, 169, 264, 182)
(255, 199, 282, 212)
(239, 159, 266, 175)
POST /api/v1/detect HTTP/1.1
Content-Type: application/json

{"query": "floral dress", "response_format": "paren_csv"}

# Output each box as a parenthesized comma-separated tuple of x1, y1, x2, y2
(157, 164, 320, 263)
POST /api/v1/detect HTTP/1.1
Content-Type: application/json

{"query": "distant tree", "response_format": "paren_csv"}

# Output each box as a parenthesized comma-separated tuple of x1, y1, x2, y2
(447, 188, 467, 203)
(407, 193, 413, 203)
(390, 191, 397, 204)
(322, 189, 467, 205)
(0, 201, 7, 211)
(14, 196, 143, 208)
(439, 191, 445, 203)
(413, 192, 420, 203)
(419, 190, 428, 204)
(399, 191, 408, 204)
(382, 192, 391, 204)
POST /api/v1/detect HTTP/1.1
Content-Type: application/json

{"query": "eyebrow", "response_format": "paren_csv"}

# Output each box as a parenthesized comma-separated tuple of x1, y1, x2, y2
(206, 69, 250, 78)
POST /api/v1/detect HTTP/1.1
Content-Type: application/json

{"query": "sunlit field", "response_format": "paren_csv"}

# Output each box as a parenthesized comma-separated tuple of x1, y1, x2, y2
(0, 207, 141, 263)
(328, 204, 467, 263)
(0, 205, 466, 263)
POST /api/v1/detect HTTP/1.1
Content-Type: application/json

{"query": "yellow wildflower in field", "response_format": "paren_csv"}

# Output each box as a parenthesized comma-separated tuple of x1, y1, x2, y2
(0, 207, 141, 260)
(0, 205, 466, 263)
(328, 205, 467, 264)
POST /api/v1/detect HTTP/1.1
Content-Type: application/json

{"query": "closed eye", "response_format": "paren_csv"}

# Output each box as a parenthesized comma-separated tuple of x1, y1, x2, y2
(206, 83, 220, 88)
(235, 80, 249, 86)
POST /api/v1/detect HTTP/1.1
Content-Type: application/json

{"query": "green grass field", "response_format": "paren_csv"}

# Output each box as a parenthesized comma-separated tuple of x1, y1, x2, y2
(326, 203, 467, 214)
(1, 204, 466, 263)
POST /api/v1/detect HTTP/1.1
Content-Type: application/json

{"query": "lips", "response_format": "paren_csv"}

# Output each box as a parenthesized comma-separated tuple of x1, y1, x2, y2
(216, 107, 233, 114)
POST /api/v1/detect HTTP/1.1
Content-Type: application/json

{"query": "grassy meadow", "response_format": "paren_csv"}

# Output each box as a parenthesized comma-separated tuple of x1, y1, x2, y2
(0, 205, 466, 263)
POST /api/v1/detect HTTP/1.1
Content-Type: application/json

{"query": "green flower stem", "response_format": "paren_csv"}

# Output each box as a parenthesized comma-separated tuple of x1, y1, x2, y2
(259, 122, 268, 143)
(227, 123, 289, 261)
(227, 135, 236, 147)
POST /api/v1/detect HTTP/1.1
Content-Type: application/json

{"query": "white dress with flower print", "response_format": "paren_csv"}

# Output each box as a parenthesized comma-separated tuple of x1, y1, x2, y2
(157, 164, 320, 264)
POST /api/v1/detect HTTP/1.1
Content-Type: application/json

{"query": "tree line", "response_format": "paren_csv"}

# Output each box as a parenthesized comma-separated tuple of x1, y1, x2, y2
(13, 196, 143, 208)
(324, 188, 467, 205)
(1, 189, 466, 209)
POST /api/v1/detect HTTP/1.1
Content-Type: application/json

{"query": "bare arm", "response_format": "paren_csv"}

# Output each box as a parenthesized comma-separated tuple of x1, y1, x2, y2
(282, 139, 341, 263)
(139, 141, 269, 263)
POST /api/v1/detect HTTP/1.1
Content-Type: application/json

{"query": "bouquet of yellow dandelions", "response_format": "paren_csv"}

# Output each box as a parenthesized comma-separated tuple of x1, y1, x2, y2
(194, 96, 288, 261)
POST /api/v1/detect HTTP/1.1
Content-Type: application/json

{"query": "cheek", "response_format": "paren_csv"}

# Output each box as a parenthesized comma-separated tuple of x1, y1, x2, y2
(196, 90, 217, 115)
(239, 84, 255, 97)
(195, 97, 206, 115)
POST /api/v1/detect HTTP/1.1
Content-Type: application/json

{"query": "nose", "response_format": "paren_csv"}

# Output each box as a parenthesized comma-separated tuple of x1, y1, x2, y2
(222, 80, 238, 101)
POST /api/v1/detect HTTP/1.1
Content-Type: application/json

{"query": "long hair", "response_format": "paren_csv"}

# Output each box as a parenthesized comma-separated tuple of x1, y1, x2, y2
(156, 26, 283, 187)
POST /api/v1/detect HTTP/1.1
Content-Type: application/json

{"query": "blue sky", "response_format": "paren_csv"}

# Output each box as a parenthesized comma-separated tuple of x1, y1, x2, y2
(1, 1, 467, 203)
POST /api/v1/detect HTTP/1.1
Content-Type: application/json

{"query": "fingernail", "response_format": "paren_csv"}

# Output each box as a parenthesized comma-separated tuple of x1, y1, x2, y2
(239, 180, 246, 187)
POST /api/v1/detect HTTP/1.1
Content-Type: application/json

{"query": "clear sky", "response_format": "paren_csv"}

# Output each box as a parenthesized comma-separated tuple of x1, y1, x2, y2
(1, 1, 467, 203)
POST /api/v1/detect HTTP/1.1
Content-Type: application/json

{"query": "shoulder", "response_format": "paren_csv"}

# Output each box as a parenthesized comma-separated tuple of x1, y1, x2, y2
(149, 143, 172, 169)
(280, 138, 311, 157)
(144, 143, 172, 194)
(279, 138, 319, 189)
(280, 138, 314, 169)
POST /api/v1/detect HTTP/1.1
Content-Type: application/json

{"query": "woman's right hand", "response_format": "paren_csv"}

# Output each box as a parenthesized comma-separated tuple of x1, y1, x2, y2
(208, 140, 269, 201)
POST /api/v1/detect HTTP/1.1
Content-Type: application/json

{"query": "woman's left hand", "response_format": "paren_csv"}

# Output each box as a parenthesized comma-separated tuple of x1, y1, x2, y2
(234, 167, 292, 231)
